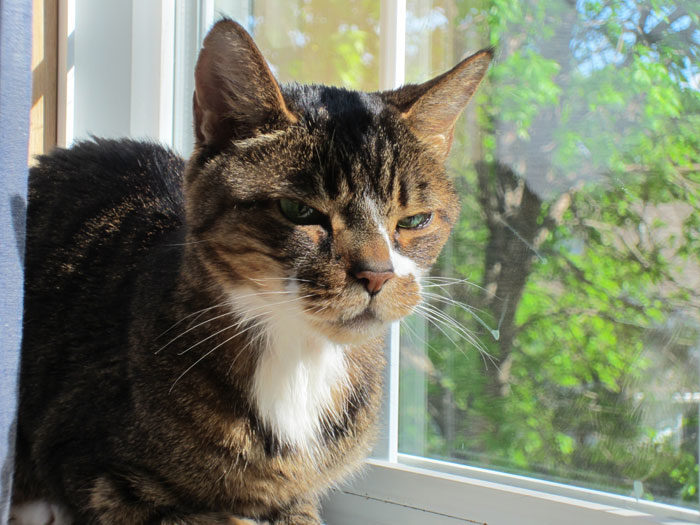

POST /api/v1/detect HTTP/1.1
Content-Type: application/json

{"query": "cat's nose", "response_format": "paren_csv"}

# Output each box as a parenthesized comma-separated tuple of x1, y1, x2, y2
(353, 266, 395, 295)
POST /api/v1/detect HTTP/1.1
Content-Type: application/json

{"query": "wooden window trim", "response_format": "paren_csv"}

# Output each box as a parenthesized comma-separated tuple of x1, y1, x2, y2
(29, 0, 58, 163)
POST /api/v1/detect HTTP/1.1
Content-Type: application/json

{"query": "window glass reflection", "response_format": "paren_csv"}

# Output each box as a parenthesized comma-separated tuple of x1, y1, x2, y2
(401, 0, 700, 510)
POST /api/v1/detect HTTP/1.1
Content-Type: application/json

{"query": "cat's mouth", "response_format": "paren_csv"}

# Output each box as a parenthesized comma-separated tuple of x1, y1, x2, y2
(300, 277, 423, 344)
(340, 308, 381, 327)
(318, 308, 385, 344)
(332, 301, 402, 333)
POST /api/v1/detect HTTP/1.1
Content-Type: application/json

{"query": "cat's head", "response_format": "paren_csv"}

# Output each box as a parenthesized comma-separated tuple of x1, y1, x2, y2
(184, 20, 491, 345)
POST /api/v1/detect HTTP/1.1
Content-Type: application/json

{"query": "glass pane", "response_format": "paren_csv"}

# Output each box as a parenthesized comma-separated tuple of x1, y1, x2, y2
(235, 0, 380, 89)
(173, 0, 380, 156)
(400, 0, 700, 511)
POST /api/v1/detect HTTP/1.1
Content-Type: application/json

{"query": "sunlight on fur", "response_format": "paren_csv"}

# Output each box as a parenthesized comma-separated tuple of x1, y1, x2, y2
(13, 16, 492, 523)
(232, 282, 350, 453)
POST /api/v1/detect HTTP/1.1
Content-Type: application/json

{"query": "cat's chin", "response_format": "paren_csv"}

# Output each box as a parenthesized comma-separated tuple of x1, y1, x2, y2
(310, 311, 391, 345)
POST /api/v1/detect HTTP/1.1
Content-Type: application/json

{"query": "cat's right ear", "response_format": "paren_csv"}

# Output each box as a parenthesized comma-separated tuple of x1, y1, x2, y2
(193, 19, 297, 147)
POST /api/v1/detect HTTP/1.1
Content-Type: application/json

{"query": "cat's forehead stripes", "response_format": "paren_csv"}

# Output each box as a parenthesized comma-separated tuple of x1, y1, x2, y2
(212, 84, 446, 219)
(310, 141, 429, 220)
(283, 84, 414, 206)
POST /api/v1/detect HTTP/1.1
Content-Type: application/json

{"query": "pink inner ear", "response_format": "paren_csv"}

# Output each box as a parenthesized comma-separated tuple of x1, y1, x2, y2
(397, 49, 493, 158)
(193, 19, 297, 147)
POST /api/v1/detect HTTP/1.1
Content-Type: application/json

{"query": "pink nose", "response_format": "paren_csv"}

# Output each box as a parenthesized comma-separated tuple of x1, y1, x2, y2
(353, 269, 395, 295)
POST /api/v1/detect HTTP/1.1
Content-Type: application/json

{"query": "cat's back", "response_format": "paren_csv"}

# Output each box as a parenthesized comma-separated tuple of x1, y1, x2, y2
(25, 137, 186, 323)
(20, 139, 186, 423)
(27, 138, 185, 274)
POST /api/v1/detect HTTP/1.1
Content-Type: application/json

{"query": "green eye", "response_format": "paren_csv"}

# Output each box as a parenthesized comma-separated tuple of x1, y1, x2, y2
(397, 212, 432, 229)
(279, 199, 324, 225)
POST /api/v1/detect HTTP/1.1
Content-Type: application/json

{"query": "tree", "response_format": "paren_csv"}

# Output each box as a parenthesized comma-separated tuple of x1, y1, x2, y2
(407, 0, 700, 505)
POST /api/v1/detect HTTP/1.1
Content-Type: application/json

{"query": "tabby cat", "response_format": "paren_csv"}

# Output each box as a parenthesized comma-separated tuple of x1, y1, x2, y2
(11, 19, 491, 525)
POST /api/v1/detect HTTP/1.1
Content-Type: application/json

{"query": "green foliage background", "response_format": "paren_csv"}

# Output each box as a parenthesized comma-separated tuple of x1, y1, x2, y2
(398, 0, 700, 507)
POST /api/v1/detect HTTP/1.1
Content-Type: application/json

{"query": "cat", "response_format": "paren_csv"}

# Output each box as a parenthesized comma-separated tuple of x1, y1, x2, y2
(11, 19, 491, 525)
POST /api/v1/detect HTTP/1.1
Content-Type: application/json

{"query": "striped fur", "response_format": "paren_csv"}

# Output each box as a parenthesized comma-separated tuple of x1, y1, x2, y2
(13, 20, 491, 524)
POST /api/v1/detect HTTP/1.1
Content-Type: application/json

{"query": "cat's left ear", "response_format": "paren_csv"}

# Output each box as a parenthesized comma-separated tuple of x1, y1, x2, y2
(193, 19, 297, 147)
(382, 49, 493, 159)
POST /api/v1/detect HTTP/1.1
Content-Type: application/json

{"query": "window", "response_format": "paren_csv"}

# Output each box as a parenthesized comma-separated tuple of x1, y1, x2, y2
(399, 0, 700, 513)
(171, 0, 382, 156)
(59, 1, 700, 523)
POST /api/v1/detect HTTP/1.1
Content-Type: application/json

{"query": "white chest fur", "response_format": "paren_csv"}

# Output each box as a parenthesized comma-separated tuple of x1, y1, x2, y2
(231, 285, 349, 453)
(253, 333, 347, 452)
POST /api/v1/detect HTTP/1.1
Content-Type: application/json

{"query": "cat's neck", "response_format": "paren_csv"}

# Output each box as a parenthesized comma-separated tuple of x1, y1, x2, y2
(228, 284, 350, 454)
(171, 252, 350, 453)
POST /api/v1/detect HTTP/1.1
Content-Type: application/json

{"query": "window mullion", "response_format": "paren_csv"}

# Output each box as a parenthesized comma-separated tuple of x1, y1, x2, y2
(379, 0, 406, 90)
(57, 0, 75, 147)
(199, 0, 216, 41)
(372, 0, 406, 464)
(130, 1, 175, 144)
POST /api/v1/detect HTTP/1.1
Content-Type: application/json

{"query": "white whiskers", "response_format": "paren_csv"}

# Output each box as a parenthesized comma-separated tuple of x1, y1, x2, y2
(420, 275, 493, 297)
(167, 291, 315, 392)
(422, 291, 500, 341)
(156, 301, 229, 341)
(155, 290, 308, 355)
(169, 316, 269, 393)
(397, 275, 507, 372)
(413, 302, 498, 370)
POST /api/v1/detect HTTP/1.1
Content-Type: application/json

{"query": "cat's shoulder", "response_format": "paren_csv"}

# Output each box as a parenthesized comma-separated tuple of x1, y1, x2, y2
(28, 138, 186, 227)
(30, 138, 185, 197)
(33, 137, 184, 176)
(26, 138, 186, 257)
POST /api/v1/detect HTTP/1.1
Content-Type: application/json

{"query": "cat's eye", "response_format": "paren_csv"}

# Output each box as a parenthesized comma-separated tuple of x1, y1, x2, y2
(278, 199, 325, 225)
(397, 212, 432, 229)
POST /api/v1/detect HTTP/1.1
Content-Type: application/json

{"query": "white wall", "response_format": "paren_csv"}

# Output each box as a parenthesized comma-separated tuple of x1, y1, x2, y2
(73, 0, 133, 140)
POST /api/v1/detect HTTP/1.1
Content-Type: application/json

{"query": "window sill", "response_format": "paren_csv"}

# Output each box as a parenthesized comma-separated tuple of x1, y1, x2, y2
(321, 455, 699, 525)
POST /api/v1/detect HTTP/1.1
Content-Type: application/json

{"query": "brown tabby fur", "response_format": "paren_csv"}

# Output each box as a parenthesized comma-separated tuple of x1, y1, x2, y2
(12, 19, 491, 524)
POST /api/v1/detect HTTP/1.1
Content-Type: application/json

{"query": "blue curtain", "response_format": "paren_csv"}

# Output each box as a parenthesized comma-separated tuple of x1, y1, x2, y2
(0, 0, 32, 520)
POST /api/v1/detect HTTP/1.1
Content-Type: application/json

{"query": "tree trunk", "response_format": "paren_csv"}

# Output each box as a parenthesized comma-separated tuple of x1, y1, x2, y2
(476, 4, 578, 397)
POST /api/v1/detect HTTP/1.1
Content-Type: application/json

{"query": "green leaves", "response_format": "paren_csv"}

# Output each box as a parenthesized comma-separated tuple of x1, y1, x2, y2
(402, 0, 700, 508)
(487, 49, 562, 135)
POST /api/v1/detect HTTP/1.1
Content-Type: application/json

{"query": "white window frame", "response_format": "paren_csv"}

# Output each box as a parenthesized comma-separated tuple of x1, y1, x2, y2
(56, 1, 700, 523)
(57, 0, 177, 148)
